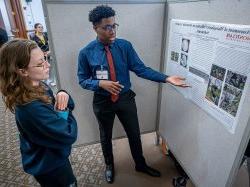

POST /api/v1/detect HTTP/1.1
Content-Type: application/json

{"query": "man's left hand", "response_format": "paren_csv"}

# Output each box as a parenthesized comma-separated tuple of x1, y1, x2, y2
(166, 76, 190, 87)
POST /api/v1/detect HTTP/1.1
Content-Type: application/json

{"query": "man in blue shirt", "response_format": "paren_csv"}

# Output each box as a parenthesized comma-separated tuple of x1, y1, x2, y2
(77, 5, 189, 184)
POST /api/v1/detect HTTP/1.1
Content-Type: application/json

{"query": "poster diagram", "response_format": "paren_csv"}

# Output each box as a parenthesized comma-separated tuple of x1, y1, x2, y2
(171, 51, 179, 62)
(180, 53, 188, 68)
(166, 19, 250, 133)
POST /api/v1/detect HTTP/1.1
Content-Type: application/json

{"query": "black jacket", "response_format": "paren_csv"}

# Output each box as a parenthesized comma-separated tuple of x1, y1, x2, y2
(0, 28, 8, 47)
(31, 32, 49, 52)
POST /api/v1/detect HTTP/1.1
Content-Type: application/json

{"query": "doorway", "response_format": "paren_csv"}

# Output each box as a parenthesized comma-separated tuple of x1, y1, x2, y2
(4, 0, 27, 38)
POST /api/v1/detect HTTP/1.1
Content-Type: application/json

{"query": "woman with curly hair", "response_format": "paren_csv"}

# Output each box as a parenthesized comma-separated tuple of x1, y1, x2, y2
(0, 39, 78, 187)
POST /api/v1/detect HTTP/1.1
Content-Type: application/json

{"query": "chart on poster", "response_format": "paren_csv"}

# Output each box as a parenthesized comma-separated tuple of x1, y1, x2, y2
(166, 19, 250, 133)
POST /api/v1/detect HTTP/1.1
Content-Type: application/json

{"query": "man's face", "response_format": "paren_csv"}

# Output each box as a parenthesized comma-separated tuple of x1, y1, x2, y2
(94, 17, 117, 44)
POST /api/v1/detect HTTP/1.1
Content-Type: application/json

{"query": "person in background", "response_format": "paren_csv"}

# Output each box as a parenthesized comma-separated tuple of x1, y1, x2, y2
(0, 39, 78, 187)
(77, 5, 189, 184)
(31, 23, 56, 86)
(0, 27, 8, 47)
(31, 23, 50, 55)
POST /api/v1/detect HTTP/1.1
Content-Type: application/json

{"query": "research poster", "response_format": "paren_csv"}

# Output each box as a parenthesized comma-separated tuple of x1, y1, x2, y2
(166, 19, 250, 133)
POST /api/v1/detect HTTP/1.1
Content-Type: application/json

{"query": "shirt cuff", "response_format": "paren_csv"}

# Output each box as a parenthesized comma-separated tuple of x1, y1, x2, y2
(93, 80, 101, 91)
(160, 74, 169, 83)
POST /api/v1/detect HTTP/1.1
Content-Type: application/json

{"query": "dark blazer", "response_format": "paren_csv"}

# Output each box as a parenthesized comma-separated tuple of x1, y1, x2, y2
(0, 28, 8, 47)
(31, 32, 49, 52)
(245, 141, 250, 157)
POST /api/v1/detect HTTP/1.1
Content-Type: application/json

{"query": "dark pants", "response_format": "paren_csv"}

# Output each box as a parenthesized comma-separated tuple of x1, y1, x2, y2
(93, 90, 146, 167)
(241, 141, 250, 183)
(34, 159, 77, 187)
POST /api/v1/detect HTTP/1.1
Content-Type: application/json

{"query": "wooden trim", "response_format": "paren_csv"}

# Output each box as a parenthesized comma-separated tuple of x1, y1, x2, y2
(5, 0, 27, 38)
(4, 0, 16, 34)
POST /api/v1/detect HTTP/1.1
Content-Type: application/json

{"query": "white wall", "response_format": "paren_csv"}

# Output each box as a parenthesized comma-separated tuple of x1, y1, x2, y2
(21, 0, 47, 31)
(0, 1, 11, 36)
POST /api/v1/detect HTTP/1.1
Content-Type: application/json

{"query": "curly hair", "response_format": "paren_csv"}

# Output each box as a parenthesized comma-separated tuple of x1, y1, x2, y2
(0, 39, 51, 113)
(89, 5, 116, 25)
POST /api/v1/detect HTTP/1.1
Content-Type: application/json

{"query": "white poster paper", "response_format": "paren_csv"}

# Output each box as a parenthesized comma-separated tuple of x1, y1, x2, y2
(166, 19, 250, 133)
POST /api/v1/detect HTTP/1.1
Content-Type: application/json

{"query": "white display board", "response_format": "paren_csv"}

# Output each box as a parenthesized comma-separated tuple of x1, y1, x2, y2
(159, 1, 250, 187)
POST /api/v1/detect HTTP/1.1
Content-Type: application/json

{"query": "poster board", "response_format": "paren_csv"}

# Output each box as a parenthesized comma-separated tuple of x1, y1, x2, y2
(159, 1, 250, 187)
(167, 19, 250, 134)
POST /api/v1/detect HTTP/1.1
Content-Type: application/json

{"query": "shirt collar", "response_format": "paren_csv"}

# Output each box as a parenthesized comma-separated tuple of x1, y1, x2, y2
(96, 38, 115, 50)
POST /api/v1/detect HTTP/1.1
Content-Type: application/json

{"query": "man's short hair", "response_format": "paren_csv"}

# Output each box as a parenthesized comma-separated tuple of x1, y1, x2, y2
(89, 5, 116, 25)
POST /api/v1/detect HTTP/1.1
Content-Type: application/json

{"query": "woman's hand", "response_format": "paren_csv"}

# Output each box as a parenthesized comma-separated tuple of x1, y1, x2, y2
(55, 91, 69, 110)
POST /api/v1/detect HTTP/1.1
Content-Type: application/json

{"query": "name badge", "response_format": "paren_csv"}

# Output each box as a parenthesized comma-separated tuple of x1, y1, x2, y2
(96, 70, 108, 80)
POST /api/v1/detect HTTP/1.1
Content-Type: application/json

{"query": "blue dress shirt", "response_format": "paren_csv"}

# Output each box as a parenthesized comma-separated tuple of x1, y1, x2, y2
(77, 38, 168, 95)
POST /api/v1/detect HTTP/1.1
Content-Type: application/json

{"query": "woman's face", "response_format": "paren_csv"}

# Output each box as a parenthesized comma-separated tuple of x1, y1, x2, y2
(25, 47, 50, 86)
(35, 24, 43, 33)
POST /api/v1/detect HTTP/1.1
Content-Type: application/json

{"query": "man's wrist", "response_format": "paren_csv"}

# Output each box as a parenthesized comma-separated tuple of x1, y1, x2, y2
(98, 80, 103, 88)
(165, 75, 170, 83)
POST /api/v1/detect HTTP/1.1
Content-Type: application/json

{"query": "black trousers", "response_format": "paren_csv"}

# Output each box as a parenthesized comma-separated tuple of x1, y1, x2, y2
(93, 90, 146, 167)
(34, 159, 77, 187)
